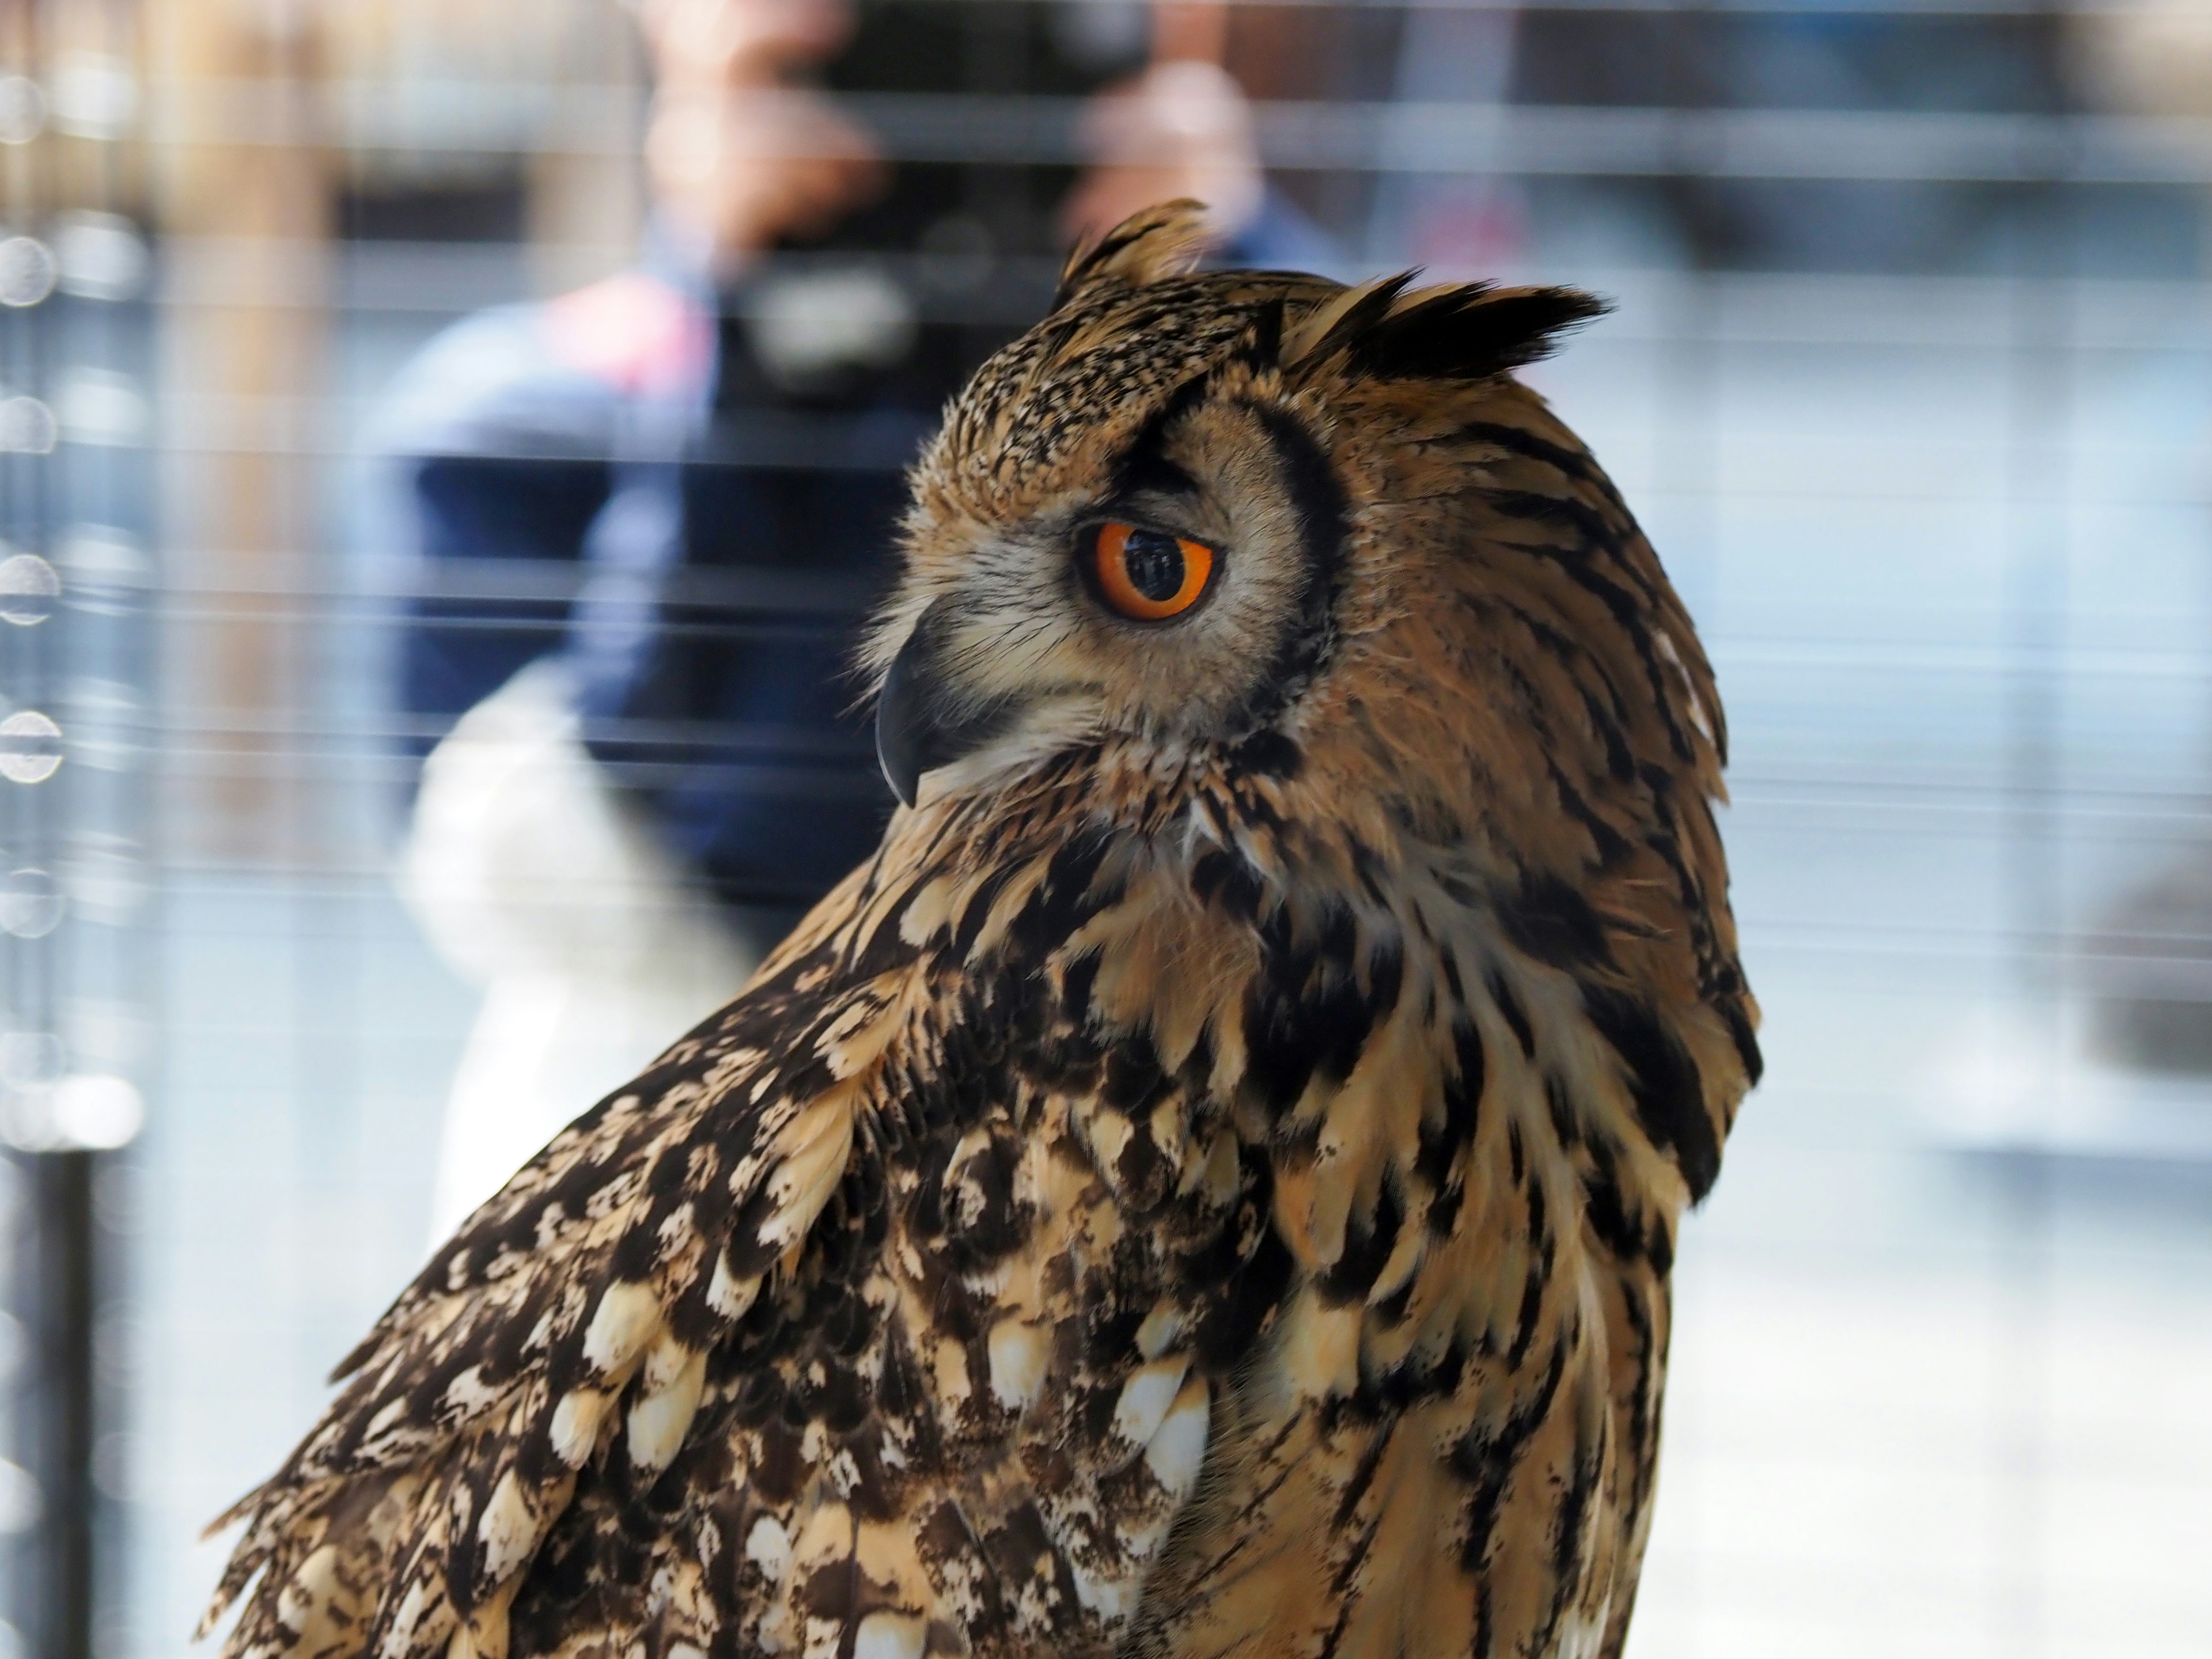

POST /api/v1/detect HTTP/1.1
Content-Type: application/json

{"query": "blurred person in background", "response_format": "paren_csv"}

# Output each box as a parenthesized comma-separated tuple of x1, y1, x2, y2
(379, 0, 1340, 1237)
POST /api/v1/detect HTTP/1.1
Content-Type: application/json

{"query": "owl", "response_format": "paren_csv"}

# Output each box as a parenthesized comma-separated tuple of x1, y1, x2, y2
(204, 203, 1759, 1659)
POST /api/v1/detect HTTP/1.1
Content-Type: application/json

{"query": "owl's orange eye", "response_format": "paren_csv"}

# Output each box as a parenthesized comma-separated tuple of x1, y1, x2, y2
(1090, 521, 1216, 622)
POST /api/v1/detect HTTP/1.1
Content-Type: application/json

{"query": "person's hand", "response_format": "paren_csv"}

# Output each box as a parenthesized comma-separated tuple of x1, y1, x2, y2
(1062, 59, 1264, 255)
(636, 0, 881, 272)
(647, 81, 886, 273)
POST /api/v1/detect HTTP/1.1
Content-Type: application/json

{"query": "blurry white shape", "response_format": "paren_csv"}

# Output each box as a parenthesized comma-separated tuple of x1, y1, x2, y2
(0, 711, 62, 783)
(6, 1074, 146, 1152)
(0, 237, 55, 308)
(0, 1464, 37, 1535)
(64, 678, 142, 771)
(48, 52, 138, 140)
(0, 77, 43, 145)
(334, 75, 552, 179)
(67, 998, 150, 1070)
(0, 1031, 64, 1087)
(0, 551, 59, 625)
(54, 213, 147, 301)
(56, 370, 146, 446)
(0, 1621, 21, 1659)
(0, 396, 56, 454)
(60, 837, 149, 923)
(0, 869, 63, 939)
(0, 1313, 21, 1384)
(402, 662, 757, 1239)
(747, 268, 916, 391)
(58, 526, 151, 616)
(1923, 1004, 2212, 1163)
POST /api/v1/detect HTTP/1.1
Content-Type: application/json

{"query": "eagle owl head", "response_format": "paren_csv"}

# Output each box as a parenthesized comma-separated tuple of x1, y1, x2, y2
(869, 203, 1716, 862)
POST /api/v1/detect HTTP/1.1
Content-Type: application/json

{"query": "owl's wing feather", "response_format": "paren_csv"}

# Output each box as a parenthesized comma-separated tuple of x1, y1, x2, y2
(200, 916, 913, 1659)
(473, 827, 1282, 1659)
(205, 827, 1274, 1659)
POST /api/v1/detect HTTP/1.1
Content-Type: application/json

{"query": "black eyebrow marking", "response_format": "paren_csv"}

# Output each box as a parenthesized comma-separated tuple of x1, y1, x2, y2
(1117, 446, 1200, 502)
(1107, 372, 1213, 503)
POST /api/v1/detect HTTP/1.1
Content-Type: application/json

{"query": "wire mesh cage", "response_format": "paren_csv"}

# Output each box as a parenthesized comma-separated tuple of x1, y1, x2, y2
(1, 2, 2210, 1657)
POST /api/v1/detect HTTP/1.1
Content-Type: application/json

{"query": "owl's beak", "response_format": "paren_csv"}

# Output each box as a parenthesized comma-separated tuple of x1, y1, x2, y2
(875, 600, 1020, 808)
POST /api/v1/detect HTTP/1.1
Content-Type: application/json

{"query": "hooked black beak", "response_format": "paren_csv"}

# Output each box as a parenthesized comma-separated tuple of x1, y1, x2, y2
(874, 601, 1021, 808)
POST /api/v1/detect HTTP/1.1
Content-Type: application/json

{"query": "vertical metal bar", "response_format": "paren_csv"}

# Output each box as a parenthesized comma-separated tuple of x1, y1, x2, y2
(32, 1153, 94, 1659)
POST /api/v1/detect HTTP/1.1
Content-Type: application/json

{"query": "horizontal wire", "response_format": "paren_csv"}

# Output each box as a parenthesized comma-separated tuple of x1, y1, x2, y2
(117, 87, 2212, 186)
(122, 249, 2212, 355)
(47, 420, 2212, 476)
(73, 713, 2212, 798)
(115, 619, 2212, 687)
(117, 582, 2212, 662)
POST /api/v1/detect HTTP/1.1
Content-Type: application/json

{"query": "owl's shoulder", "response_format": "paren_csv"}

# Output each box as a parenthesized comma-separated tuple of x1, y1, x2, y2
(200, 878, 937, 1659)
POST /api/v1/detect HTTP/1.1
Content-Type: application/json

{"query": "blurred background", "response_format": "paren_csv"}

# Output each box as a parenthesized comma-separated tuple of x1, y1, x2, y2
(3, 0, 2211, 1656)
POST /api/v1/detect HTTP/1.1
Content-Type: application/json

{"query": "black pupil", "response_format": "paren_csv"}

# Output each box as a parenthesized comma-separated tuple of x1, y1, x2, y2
(1122, 529, 1185, 602)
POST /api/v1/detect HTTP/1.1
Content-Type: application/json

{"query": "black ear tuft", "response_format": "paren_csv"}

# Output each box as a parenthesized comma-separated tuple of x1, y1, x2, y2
(1344, 285, 1608, 384)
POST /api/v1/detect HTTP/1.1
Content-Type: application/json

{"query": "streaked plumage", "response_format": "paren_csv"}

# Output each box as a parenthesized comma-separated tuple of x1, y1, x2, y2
(206, 201, 1759, 1659)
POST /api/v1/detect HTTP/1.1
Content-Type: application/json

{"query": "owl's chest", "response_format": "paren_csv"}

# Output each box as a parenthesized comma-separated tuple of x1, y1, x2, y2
(1112, 1059, 1655, 1659)
(853, 927, 1662, 1658)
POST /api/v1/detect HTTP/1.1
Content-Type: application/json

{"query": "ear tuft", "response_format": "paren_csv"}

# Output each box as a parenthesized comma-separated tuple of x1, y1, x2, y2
(1281, 274, 1418, 371)
(1288, 279, 1608, 385)
(1055, 199, 1213, 307)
